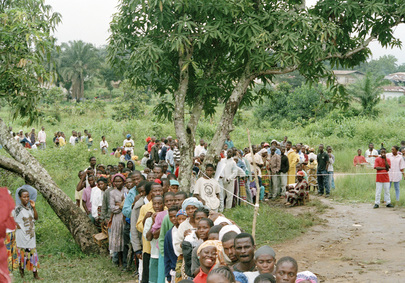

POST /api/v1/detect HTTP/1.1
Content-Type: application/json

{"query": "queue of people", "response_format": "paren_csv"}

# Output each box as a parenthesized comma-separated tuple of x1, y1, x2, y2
(70, 153, 319, 283)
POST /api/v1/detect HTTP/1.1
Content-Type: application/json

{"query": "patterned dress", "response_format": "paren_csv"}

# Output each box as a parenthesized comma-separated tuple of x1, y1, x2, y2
(13, 204, 39, 271)
(109, 187, 128, 252)
(261, 158, 270, 194)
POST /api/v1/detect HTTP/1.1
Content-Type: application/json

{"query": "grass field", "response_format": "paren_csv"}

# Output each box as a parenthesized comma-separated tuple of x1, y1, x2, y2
(2, 97, 405, 281)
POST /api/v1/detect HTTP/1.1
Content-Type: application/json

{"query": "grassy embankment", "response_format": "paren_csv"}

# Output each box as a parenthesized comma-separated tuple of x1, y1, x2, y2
(2, 97, 405, 281)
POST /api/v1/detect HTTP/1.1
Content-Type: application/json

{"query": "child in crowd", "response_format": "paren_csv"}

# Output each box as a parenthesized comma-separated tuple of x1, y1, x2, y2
(13, 189, 41, 280)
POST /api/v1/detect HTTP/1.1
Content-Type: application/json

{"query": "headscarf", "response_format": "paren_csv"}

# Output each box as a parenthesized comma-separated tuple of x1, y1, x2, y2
(181, 197, 203, 211)
(296, 271, 318, 283)
(297, 171, 305, 177)
(126, 134, 131, 138)
(112, 173, 126, 182)
(15, 185, 38, 206)
(218, 224, 241, 241)
(197, 240, 224, 265)
(176, 209, 187, 217)
(254, 245, 276, 259)
(214, 216, 232, 226)
(127, 160, 136, 171)
(233, 272, 248, 283)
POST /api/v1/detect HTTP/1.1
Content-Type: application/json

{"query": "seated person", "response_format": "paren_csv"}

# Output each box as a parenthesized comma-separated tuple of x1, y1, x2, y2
(353, 149, 368, 167)
(285, 171, 308, 207)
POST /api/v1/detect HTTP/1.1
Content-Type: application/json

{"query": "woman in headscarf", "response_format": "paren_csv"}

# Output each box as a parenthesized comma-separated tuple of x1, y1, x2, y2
(108, 174, 128, 267)
(285, 171, 308, 207)
(193, 240, 223, 283)
(173, 197, 203, 281)
(127, 160, 136, 172)
(244, 245, 277, 283)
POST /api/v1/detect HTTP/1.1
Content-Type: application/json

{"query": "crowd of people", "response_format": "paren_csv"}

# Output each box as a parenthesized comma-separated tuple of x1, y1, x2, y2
(4, 127, 405, 282)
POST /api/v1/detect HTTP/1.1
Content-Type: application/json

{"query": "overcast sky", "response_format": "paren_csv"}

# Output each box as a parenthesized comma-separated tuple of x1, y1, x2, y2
(45, 0, 405, 64)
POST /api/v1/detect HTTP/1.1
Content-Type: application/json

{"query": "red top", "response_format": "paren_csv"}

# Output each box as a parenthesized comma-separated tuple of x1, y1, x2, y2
(194, 268, 210, 283)
(353, 155, 367, 166)
(374, 157, 391, 183)
(147, 142, 155, 153)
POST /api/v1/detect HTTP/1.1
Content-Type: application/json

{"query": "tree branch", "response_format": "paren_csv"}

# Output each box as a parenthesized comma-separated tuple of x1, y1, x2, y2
(0, 155, 28, 178)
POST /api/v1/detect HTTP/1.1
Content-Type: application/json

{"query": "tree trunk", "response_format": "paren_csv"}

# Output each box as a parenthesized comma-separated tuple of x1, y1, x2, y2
(204, 69, 254, 165)
(0, 119, 102, 254)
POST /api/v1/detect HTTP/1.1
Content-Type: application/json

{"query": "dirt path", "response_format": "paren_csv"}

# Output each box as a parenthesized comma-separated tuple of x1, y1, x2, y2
(274, 197, 405, 282)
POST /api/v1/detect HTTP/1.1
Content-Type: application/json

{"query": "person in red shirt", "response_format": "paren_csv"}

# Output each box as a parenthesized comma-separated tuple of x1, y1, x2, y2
(148, 136, 156, 153)
(374, 148, 394, 209)
(353, 149, 368, 167)
(193, 240, 223, 283)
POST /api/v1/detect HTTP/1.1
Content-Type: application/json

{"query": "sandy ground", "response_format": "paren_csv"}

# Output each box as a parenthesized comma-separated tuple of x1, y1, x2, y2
(274, 197, 405, 283)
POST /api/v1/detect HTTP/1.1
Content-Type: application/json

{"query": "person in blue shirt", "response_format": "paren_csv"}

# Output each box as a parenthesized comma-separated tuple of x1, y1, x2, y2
(225, 134, 234, 149)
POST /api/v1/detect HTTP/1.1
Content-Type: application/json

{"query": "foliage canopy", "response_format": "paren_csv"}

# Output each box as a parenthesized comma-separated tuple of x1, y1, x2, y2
(0, 0, 61, 124)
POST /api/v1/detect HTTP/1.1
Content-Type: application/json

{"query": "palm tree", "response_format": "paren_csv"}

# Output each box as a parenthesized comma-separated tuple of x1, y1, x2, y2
(349, 72, 387, 114)
(59, 41, 100, 101)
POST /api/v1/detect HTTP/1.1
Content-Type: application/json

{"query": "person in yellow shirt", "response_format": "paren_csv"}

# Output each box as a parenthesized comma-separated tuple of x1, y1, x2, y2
(286, 142, 299, 185)
(136, 182, 163, 283)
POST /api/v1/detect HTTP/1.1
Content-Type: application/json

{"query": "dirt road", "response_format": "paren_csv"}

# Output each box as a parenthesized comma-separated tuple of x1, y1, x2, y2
(274, 197, 405, 282)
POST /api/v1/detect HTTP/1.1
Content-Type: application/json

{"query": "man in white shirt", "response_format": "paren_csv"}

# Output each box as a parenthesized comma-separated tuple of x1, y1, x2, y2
(194, 139, 205, 157)
(222, 150, 238, 209)
(193, 164, 220, 211)
(69, 131, 78, 146)
(37, 126, 46, 149)
(365, 143, 379, 168)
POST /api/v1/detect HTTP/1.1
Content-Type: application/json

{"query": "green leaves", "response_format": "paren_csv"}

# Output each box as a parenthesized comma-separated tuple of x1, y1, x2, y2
(0, 0, 61, 125)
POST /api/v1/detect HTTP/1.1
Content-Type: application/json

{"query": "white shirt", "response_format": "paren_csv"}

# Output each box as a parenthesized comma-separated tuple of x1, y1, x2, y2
(90, 187, 104, 218)
(69, 136, 77, 145)
(100, 140, 109, 150)
(222, 158, 238, 181)
(365, 149, 379, 168)
(193, 177, 220, 210)
(194, 145, 205, 157)
(387, 152, 405, 182)
(245, 153, 264, 177)
(123, 139, 135, 151)
(38, 130, 46, 143)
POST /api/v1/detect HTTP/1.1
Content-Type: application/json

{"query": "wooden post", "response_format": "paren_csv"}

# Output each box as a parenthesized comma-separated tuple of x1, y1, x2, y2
(247, 128, 261, 240)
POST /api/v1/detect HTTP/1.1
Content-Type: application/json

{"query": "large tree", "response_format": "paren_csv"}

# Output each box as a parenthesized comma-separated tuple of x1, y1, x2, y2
(57, 40, 101, 101)
(108, 0, 405, 189)
(0, 0, 101, 254)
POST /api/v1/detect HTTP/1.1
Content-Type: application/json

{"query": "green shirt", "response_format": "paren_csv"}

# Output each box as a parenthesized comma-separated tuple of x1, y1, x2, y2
(158, 214, 174, 255)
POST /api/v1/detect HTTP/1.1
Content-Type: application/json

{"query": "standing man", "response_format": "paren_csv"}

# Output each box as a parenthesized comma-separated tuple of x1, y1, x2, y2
(374, 148, 394, 208)
(222, 150, 238, 209)
(268, 146, 281, 199)
(317, 144, 330, 197)
(279, 146, 289, 197)
(386, 146, 405, 202)
(194, 139, 205, 157)
(286, 142, 299, 185)
(326, 146, 335, 190)
(38, 126, 46, 150)
(365, 143, 379, 168)
(165, 142, 175, 173)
